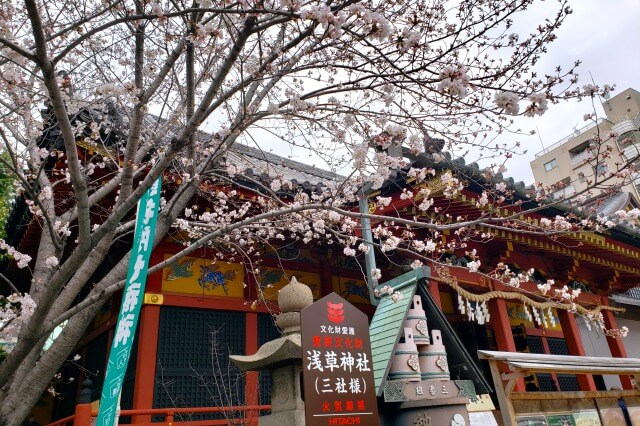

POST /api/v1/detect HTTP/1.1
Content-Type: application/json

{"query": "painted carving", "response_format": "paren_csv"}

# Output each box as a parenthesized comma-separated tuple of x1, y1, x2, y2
(197, 265, 236, 293)
(341, 279, 370, 301)
(436, 355, 448, 371)
(413, 412, 432, 425)
(165, 258, 196, 281)
(407, 354, 419, 371)
(259, 268, 285, 289)
(416, 319, 428, 335)
(276, 245, 300, 260)
(341, 256, 360, 270)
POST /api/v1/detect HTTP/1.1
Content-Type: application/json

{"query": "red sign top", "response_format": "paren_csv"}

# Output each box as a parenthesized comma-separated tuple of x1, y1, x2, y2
(300, 293, 380, 426)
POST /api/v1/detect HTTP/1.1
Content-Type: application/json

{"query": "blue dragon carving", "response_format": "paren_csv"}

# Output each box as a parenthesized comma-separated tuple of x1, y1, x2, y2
(198, 265, 236, 294)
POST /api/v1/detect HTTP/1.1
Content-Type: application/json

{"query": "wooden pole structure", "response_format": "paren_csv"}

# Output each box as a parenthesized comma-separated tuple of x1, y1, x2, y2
(487, 360, 516, 426)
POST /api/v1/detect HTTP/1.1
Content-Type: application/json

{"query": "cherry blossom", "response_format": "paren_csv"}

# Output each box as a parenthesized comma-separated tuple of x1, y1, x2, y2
(494, 92, 520, 115)
(0, 0, 628, 421)
(524, 93, 549, 117)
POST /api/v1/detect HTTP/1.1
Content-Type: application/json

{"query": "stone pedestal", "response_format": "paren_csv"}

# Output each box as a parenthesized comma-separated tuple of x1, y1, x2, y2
(230, 277, 312, 426)
(261, 364, 305, 426)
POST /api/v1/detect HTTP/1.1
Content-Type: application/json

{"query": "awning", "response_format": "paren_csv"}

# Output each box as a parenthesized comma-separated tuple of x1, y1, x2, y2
(478, 350, 640, 375)
(478, 350, 640, 426)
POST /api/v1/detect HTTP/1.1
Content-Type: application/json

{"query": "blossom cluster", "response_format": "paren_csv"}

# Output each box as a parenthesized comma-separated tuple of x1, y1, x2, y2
(372, 285, 403, 303)
(492, 263, 536, 289)
(523, 93, 548, 117)
(554, 285, 581, 303)
(437, 64, 471, 99)
(0, 293, 36, 340)
(0, 240, 32, 269)
(494, 92, 520, 115)
(605, 326, 630, 339)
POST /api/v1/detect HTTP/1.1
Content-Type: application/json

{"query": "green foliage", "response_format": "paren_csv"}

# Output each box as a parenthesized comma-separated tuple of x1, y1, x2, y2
(0, 150, 13, 240)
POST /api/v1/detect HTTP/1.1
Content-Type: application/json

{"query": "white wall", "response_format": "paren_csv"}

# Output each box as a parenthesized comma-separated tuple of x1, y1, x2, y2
(615, 317, 640, 358)
(577, 317, 622, 390)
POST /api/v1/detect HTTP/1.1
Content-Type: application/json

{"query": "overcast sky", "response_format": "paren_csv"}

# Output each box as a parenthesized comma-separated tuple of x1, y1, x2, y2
(243, 1, 639, 184)
(501, 0, 640, 184)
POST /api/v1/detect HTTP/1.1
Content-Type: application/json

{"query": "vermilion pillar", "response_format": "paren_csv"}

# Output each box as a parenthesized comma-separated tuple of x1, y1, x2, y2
(245, 312, 260, 425)
(132, 304, 161, 423)
(557, 310, 597, 391)
(489, 298, 525, 392)
(427, 279, 442, 309)
(602, 297, 633, 390)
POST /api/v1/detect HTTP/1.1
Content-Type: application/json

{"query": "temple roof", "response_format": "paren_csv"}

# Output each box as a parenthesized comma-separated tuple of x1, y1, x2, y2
(225, 142, 343, 188)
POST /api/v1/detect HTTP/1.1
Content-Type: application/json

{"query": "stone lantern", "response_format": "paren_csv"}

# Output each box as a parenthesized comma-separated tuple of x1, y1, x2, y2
(230, 276, 312, 426)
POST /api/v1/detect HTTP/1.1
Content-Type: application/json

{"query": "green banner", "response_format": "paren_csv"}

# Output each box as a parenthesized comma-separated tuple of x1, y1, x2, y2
(96, 177, 162, 426)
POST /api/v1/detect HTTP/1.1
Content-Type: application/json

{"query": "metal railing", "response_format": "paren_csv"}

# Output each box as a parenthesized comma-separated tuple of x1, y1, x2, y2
(47, 404, 271, 426)
(534, 119, 607, 158)
(569, 149, 594, 167)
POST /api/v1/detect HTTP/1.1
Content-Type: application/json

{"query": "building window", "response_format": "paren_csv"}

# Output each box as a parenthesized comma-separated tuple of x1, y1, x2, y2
(544, 159, 558, 172)
(578, 172, 586, 183)
(550, 177, 575, 200)
(569, 140, 594, 167)
(593, 162, 607, 176)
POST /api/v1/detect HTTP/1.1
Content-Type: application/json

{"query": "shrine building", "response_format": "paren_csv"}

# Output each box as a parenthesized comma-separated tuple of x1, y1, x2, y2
(3, 111, 640, 425)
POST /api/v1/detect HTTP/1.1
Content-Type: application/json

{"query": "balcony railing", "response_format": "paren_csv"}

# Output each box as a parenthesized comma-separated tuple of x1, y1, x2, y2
(611, 113, 640, 135)
(569, 150, 594, 167)
(622, 144, 640, 162)
(534, 118, 606, 158)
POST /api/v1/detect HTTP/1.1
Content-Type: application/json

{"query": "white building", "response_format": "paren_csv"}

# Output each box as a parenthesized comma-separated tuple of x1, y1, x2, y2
(531, 88, 640, 202)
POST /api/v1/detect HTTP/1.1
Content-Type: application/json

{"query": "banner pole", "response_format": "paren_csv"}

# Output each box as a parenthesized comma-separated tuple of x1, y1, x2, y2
(96, 177, 162, 426)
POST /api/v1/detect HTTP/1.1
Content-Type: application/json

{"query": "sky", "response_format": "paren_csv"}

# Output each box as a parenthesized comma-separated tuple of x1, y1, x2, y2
(238, 0, 639, 184)
(501, 0, 640, 184)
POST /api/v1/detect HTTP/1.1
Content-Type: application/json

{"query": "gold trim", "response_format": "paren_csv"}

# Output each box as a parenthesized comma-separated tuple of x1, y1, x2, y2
(76, 138, 116, 158)
(144, 293, 164, 305)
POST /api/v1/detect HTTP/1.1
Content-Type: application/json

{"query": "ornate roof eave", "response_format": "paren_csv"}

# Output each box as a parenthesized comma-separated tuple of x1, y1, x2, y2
(367, 151, 640, 247)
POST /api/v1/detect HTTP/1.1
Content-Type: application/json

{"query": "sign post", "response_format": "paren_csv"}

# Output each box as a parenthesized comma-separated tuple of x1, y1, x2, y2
(96, 178, 162, 426)
(301, 293, 380, 426)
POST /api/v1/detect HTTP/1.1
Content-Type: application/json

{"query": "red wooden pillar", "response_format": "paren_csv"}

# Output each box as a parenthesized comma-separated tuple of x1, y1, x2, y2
(320, 257, 334, 298)
(602, 297, 633, 390)
(245, 312, 260, 425)
(132, 304, 161, 423)
(489, 298, 525, 392)
(427, 279, 442, 309)
(73, 404, 92, 426)
(131, 248, 164, 422)
(557, 310, 597, 391)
